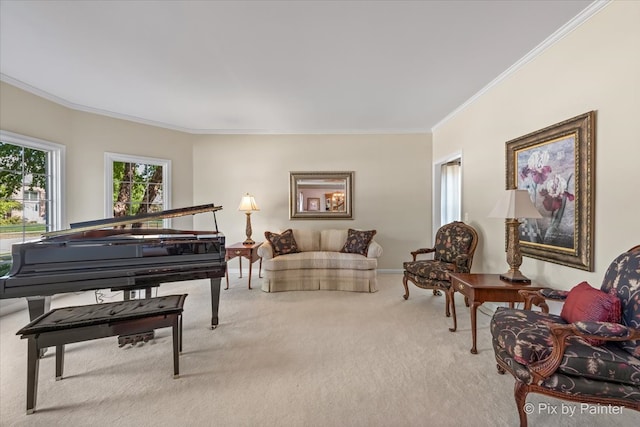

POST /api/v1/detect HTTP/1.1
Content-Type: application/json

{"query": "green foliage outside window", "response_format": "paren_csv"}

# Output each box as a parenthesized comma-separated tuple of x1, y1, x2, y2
(0, 141, 49, 269)
(112, 161, 163, 226)
(0, 142, 48, 228)
(0, 143, 47, 199)
(0, 200, 23, 224)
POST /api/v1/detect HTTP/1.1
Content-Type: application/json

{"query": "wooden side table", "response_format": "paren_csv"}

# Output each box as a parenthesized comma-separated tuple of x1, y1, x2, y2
(449, 273, 547, 354)
(225, 242, 263, 289)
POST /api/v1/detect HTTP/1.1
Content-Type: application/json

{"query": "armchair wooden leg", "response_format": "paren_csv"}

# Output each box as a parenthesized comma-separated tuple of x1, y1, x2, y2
(514, 381, 529, 427)
(444, 290, 451, 317)
(402, 275, 410, 300)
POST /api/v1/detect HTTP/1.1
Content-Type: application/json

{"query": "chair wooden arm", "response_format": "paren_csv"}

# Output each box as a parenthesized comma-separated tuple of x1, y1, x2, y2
(518, 290, 550, 312)
(410, 247, 435, 261)
(529, 323, 640, 384)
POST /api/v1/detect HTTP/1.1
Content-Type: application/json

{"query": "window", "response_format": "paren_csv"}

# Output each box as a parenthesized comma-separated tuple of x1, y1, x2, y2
(0, 130, 64, 274)
(440, 159, 461, 224)
(23, 190, 39, 201)
(104, 153, 171, 228)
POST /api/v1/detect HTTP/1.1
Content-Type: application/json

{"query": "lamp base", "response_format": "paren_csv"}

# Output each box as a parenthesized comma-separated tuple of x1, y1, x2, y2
(243, 212, 254, 246)
(499, 270, 531, 284)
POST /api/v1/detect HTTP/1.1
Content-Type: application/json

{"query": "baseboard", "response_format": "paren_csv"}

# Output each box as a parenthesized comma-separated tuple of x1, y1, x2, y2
(0, 294, 69, 318)
(477, 302, 498, 317)
(226, 267, 259, 275)
(226, 268, 404, 275)
(477, 301, 529, 317)
(0, 298, 24, 317)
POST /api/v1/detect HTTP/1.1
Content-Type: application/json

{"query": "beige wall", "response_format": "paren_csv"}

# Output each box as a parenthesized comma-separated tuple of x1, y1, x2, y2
(433, 1, 640, 290)
(1, 83, 432, 269)
(0, 81, 194, 228)
(192, 134, 432, 269)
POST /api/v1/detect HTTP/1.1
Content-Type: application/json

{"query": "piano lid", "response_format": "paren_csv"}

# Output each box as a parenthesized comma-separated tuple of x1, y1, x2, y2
(43, 203, 222, 238)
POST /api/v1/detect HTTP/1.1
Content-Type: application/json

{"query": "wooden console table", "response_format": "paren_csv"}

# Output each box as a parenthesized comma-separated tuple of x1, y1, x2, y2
(449, 273, 546, 354)
(225, 242, 263, 289)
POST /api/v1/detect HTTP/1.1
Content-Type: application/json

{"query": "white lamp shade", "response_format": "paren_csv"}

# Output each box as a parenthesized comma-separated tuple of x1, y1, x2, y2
(238, 194, 259, 212)
(489, 189, 542, 219)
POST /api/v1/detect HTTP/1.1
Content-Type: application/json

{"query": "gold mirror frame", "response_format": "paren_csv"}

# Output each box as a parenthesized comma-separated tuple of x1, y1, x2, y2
(289, 171, 353, 219)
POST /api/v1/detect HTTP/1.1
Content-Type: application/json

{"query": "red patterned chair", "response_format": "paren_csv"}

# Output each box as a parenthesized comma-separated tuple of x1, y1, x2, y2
(402, 221, 478, 325)
(490, 246, 640, 426)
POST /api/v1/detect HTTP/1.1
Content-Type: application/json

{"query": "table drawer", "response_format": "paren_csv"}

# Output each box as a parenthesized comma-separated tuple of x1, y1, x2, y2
(453, 279, 469, 294)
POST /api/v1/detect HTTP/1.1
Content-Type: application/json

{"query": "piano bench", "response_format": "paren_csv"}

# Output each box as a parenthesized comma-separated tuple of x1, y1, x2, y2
(16, 294, 187, 415)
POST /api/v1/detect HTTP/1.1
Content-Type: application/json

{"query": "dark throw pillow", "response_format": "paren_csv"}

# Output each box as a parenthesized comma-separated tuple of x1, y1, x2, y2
(264, 229, 299, 257)
(560, 281, 622, 345)
(340, 229, 376, 256)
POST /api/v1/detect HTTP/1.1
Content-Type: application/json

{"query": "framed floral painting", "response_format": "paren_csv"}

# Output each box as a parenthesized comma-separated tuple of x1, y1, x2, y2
(505, 111, 595, 271)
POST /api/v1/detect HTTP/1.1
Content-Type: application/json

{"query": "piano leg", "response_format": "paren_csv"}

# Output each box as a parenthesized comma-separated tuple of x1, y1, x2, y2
(210, 277, 221, 329)
(26, 296, 51, 321)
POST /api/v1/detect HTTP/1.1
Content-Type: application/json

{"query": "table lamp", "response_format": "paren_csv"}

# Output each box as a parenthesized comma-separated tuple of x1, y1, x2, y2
(489, 189, 542, 283)
(238, 193, 259, 245)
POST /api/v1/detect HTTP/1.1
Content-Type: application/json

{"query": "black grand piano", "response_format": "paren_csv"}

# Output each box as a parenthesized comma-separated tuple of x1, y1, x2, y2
(0, 203, 226, 329)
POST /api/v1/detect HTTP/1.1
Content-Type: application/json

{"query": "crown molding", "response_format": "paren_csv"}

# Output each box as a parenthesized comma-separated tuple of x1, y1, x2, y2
(0, 73, 197, 134)
(187, 127, 431, 135)
(431, 0, 611, 133)
(1, 73, 429, 135)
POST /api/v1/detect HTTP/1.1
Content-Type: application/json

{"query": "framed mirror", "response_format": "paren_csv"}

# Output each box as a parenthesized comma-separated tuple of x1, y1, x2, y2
(290, 171, 353, 219)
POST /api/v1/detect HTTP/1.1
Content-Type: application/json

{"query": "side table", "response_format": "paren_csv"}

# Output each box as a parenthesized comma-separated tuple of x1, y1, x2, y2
(225, 242, 263, 289)
(449, 273, 547, 354)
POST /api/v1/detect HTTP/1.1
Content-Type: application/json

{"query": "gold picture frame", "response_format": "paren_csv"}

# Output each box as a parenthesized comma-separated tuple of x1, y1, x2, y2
(505, 111, 595, 271)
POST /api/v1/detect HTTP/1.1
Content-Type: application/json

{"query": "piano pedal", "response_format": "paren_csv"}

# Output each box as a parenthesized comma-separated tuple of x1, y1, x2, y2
(118, 331, 155, 348)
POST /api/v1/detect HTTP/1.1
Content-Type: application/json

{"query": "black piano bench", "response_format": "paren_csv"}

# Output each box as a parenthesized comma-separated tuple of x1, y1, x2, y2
(16, 294, 187, 415)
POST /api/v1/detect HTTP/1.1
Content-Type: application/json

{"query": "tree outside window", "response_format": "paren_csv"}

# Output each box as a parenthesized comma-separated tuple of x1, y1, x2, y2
(107, 153, 170, 229)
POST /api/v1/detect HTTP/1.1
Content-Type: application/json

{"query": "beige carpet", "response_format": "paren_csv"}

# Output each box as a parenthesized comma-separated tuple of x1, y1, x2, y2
(0, 273, 636, 426)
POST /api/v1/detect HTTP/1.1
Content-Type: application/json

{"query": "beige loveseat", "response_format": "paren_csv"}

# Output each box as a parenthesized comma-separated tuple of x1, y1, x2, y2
(257, 229, 382, 293)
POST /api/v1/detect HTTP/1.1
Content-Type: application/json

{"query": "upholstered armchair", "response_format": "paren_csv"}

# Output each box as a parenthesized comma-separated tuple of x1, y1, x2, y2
(490, 246, 640, 427)
(402, 221, 479, 321)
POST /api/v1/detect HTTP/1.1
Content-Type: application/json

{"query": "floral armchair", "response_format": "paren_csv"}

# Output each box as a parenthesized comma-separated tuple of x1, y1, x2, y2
(490, 246, 640, 426)
(402, 221, 478, 323)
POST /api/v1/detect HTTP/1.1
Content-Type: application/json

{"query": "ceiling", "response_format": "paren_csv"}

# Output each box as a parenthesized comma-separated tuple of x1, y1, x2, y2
(0, 0, 597, 134)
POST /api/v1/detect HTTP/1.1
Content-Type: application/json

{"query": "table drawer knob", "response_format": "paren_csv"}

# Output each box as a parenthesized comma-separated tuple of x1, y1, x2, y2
(458, 283, 464, 291)
(235, 250, 241, 255)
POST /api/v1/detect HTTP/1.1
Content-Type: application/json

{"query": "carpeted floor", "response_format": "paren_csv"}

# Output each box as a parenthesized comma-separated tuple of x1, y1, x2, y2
(0, 273, 636, 426)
